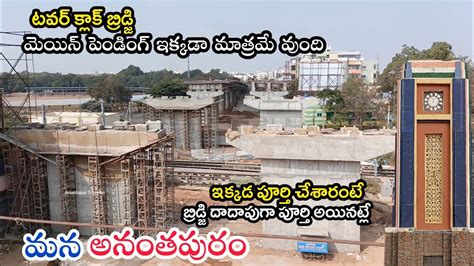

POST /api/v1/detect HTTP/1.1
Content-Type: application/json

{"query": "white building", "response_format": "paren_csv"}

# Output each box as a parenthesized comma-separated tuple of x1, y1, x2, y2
(231, 72, 252, 82)
(291, 49, 379, 92)
(255, 71, 269, 80)
(361, 59, 379, 84)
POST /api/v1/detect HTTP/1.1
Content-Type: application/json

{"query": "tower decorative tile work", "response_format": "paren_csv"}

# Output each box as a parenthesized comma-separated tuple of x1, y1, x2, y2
(385, 60, 472, 265)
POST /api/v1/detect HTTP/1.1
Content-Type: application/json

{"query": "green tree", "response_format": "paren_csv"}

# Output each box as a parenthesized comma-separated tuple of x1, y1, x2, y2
(87, 75, 131, 104)
(205, 69, 229, 80)
(286, 79, 299, 98)
(118, 65, 144, 76)
(150, 77, 187, 97)
(378, 45, 421, 95)
(184, 69, 205, 79)
(2, 66, 239, 92)
(341, 78, 375, 127)
(332, 112, 348, 128)
(422, 42, 455, 60)
(317, 88, 344, 113)
(378, 42, 456, 109)
(117, 65, 144, 87)
(316, 88, 346, 126)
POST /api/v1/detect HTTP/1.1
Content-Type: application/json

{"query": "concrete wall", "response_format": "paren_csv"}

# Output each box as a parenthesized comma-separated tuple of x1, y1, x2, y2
(187, 85, 240, 113)
(46, 157, 64, 234)
(229, 134, 395, 161)
(189, 114, 203, 149)
(186, 91, 225, 113)
(224, 91, 231, 111)
(251, 81, 288, 93)
(74, 157, 94, 236)
(32, 112, 121, 126)
(260, 159, 361, 253)
(260, 110, 302, 130)
(188, 83, 223, 92)
(105, 177, 126, 226)
(47, 156, 95, 236)
(249, 91, 288, 99)
(261, 159, 360, 178)
(245, 98, 302, 111)
(244, 97, 324, 130)
(47, 155, 126, 236)
(227, 134, 397, 253)
(11, 128, 165, 156)
(159, 111, 202, 149)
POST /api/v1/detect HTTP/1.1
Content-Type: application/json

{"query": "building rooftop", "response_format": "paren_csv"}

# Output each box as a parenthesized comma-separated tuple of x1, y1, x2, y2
(404, 60, 467, 79)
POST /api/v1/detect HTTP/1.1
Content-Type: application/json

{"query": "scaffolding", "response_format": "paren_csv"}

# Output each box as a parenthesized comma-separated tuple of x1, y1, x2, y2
(1, 143, 14, 217)
(142, 101, 218, 150)
(144, 105, 161, 123)
(0, 140, 50, 249)
(121, 158, 136, 227)
(169, 110, 175, 133)
(210, 104, 218, 148)
(88, 155, 107, 235)
(152, 145, 166, 227)
(201, 107, 211, 149)
(0, 127, 176, 245)
(57, 154, 77, 225)
(183, 110, 189, 149)
(30, 154, 49, 229)
(12, 145, 29, 228)
(201, 104, 218, 149)
(133, 149, 148, 235)
(164, 137, 175, 225)
(0, 31, 37, 128)
(156, 109, 162, 122)
(123, 135, 176, 235)
(299, 57, 345, 92)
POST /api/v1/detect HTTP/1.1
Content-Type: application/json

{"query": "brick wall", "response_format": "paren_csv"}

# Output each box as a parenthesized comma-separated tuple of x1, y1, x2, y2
(384, 229, 472, 265)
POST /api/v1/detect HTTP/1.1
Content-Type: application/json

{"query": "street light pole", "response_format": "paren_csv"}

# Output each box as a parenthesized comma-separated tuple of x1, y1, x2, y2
(386, 105, 390, 129)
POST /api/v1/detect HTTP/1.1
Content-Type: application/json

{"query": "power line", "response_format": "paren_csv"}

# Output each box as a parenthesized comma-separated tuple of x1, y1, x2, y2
(0, 43, 22, 47)
(0, 31, 31, 36)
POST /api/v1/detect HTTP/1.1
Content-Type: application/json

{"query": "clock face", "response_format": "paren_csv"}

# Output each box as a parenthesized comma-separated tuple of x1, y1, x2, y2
(424, 92, 443, 111)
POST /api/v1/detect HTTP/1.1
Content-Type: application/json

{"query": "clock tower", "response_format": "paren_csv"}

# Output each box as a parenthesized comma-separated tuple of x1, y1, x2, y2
(385, 60, 472, 265)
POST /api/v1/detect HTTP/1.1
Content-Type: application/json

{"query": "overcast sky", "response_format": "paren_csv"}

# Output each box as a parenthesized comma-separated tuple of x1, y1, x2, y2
(0, 0, 472, 74)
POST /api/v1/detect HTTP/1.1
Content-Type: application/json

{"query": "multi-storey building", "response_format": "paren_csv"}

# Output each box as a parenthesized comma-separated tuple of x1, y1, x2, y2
(289, 49, 379, 92)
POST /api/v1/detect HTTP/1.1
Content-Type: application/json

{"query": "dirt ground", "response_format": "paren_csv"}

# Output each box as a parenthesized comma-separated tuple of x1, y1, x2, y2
(0, 187, 386, 265)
